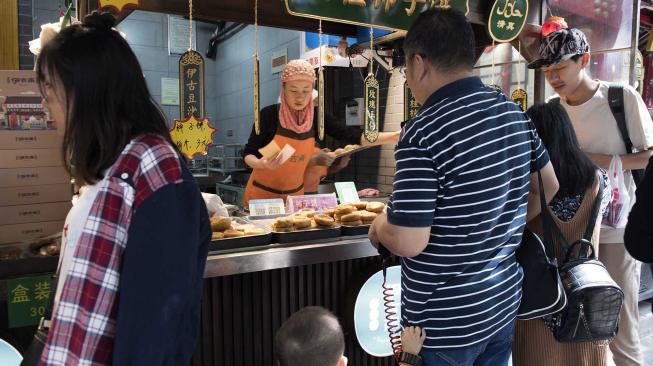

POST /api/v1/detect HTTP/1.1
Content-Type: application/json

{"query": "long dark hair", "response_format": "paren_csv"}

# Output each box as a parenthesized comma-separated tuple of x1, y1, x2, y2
(36, 12, 173, 185)
(527, 102, 597, 197)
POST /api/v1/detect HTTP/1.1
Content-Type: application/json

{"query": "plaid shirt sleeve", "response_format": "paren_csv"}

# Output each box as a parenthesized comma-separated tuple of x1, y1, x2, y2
(40, 176, 135, 366)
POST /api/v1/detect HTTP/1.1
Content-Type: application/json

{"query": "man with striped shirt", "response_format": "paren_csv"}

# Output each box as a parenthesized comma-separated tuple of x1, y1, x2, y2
(368, 9, 559, 366)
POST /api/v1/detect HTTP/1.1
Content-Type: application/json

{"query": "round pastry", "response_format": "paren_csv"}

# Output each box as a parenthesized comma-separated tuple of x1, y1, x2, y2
(335, 204, 356, 215)
(324, 208, 336, 218)
(39, 244, 60, 256)
(210, 216, 232, 232)
(297, 208, 316, 218)
(353, 202, 368, 210)
(342, 220, 363, 226)
(211, 232, 225, 240)
(293, 216, 312, 229)
(274, 216, 294, 228)
(235, 224, 256, 232)
(244, 227, 265, 236)
(365, 202, 385, 213)
(223, 229, 245, 238)
(0, 246, 21, 260)
(340, 212, 362, 223)
(360, 210, 378, 224)
(274, 225, 294, 232)
(310, 220, 319, 229)
(344, 144, 359, 151)
(314, 214, 336, 227)
(334, 148, 345, 155)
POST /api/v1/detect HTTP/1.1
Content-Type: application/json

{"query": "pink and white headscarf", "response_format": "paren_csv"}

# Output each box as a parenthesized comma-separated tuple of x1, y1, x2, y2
(279, 59, 316, 134)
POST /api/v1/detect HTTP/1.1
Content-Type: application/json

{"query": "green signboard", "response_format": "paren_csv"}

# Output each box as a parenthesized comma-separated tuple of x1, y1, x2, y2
(488, 0, 528, 43)
(7, 274, 53, 328)
(285, 0, 469, 31)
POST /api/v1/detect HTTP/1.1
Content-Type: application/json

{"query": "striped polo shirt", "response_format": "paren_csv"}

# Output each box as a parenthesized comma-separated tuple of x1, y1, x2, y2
(388, 77, 549, 349)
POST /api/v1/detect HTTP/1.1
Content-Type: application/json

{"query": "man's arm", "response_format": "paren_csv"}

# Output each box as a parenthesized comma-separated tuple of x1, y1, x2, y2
(369, 212, 430, 257)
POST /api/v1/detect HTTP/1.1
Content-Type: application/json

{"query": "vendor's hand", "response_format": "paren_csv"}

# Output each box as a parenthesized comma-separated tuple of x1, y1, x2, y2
(256, 154, 284, 170)
(401, 326, 426, 356)
(311, 149, 336, 166)
(334, 154, 351, 169)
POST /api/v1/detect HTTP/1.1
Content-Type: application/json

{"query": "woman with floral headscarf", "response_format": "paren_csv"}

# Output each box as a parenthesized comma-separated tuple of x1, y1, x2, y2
(243, 59, 399, 206)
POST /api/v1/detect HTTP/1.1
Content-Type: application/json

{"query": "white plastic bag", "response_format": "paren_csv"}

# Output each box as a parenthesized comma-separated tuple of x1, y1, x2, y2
(603, 155, 631, 228)
(202, 193, 229, 218)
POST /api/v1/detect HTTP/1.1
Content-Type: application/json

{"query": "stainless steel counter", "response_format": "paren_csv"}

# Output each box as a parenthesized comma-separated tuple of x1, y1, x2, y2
(203, 236, 378, 277)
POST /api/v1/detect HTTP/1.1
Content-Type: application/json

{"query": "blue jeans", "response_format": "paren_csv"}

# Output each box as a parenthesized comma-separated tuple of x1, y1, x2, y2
(420, 320, 515, 366)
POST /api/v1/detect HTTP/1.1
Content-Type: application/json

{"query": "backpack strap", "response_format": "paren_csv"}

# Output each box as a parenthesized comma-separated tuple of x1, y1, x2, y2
(582, 172, 605, 241)
(608, 85, 634, 154)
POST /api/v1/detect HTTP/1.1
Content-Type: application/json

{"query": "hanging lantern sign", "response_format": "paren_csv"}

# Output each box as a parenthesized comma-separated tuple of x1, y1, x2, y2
(170, 115, 216, 159)
(511, 89, 527, 111)
(364, 74, 379, 143)
(404, 81, 420, 120)
(179, 50, 205, 119)
(98, 0, 138, 13)
(254, 54, 261, 134)
(318, 20, 325, 141)
(488, 0, 528, 43)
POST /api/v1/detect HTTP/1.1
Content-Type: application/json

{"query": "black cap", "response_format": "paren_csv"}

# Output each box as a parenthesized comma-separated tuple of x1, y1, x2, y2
(527, 28, 590, 69)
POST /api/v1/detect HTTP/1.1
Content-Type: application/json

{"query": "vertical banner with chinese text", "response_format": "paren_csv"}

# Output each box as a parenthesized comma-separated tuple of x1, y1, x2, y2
(364, 75, 379, 143)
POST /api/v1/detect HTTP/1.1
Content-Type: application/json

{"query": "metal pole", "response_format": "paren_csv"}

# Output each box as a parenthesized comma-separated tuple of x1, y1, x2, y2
(630, 0, 641, 86)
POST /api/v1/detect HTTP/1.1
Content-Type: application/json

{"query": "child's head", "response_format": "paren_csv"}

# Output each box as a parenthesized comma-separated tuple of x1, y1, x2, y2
(274, 306, 347, 366)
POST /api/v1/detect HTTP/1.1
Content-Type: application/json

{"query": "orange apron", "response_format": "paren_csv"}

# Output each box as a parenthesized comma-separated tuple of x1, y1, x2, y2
(244, 126, 315, 207)
(303, 147, 328, 194)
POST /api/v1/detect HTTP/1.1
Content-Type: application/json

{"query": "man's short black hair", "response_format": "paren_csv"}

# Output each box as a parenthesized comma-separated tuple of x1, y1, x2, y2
(403, 8, 476, 72)
(274, 306, 345, 366)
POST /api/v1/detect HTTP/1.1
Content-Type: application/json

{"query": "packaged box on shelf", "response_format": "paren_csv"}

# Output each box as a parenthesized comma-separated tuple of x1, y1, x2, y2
(0, 130, 62, 149)
(0, 220, 64, 245)
(0, 71, 58, 134)
(0, 202, 71, 226)
(0, 166, 70, 188)
(0, 183, 72, 206)
(0, 148, 63, 168)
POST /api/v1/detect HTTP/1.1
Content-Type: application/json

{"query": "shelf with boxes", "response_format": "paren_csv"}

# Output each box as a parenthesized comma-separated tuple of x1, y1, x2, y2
(0, 71, 72, 260)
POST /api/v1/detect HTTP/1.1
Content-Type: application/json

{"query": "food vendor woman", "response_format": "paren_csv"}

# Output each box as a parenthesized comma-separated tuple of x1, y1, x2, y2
(243, 59, 398, 206)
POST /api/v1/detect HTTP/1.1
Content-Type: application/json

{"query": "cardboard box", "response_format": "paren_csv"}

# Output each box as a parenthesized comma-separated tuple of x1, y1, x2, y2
(0, 166, 70, 188)
(0, 70, 58, 132)
(0, 220, 64, 245)
(0, 130, 62, 149)
(0, 202, 71, 226)
(0, 183, 71, 206)
(0, 148, 63, 168)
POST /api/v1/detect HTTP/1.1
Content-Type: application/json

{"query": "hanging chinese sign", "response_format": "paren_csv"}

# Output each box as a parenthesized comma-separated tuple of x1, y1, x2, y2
(170, 114, 216, 158)
(404, 81, 420, 120)
(285, 0, 469, 31)
(98, 0, 139, 13)
(7, 274, 53, 328)
(179, 50, 205, 119)
(488, 0, 528, 43)
(317, 20, 325, 141)
(364, 75, 379, 143)
(253, 55, 261, 134)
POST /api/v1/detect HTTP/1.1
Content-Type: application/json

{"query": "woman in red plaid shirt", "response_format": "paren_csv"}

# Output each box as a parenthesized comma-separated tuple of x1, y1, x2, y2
(34, 11, 211, 365)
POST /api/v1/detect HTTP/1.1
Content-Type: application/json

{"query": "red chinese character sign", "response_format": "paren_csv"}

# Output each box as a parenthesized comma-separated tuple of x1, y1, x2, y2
(488, 0, 528, 43)
(170, 115, 216, 159)
(98, 0, 138, 13)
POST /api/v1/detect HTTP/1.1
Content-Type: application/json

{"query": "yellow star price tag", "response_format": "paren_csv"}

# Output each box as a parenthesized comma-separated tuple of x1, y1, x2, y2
(169, 115, 216, 159)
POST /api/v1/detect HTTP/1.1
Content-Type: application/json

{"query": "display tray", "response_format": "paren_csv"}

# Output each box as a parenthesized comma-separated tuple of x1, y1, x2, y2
(340, 224, 370, 236)
(248, 215, 342, 244)
(209, 217, 272, 251)
(333, 144, 378, 159)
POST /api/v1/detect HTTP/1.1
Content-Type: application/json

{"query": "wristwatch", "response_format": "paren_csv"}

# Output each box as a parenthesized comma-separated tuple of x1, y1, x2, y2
(399, 351, 422, 366)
